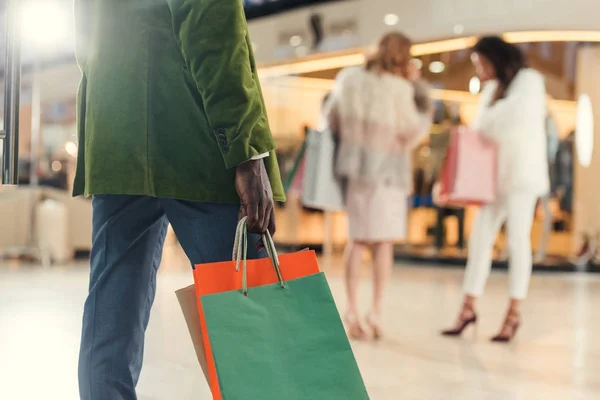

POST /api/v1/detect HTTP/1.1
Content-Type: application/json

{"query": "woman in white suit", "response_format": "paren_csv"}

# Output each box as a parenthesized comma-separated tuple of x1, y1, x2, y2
(442, 36, 550, 342)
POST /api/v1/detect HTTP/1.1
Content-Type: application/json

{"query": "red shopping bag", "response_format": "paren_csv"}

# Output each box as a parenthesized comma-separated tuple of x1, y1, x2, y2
(438, 126, 497, 206)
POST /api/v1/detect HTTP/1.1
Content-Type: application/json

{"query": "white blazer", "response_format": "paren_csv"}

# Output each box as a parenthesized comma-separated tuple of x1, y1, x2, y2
(472, 68, 550, 197)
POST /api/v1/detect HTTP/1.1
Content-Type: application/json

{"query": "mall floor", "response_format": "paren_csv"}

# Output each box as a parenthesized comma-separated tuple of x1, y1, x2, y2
(1, 237, 599, 400)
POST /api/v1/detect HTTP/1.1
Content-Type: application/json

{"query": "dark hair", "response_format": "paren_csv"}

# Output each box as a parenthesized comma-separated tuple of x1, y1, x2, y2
(473, 36, 526, 91)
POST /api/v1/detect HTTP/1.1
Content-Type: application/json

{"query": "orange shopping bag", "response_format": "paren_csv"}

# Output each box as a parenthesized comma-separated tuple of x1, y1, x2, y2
(192, 220, 320, 400)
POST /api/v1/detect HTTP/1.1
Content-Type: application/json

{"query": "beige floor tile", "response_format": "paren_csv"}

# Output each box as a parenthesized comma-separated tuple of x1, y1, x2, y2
(0, 247, 599, 399)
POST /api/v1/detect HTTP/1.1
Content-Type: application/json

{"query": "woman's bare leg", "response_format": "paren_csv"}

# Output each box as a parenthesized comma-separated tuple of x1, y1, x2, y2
(363, 241, 394, 339)
(345, 241, 366, 316)
(371, 241, 394, 316)
(344, 241, 368, 339)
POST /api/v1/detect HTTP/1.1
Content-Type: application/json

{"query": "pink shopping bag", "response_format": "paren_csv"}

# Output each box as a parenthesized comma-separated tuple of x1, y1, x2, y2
(438, 126, 497, 206)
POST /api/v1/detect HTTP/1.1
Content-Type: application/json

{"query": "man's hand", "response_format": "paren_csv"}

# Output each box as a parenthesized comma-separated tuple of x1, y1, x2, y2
(235, 159, 276, 234)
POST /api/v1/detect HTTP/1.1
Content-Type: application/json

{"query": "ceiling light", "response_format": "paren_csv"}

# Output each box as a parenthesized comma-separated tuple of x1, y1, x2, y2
(428, 61, 446, 74)
(384, 14, 399, 26)
(258, 53, 366, 79)
(258, 30, 600, 79)
(453, 24, 465, 35)
(503, 30, 600, 43)
(469, 76, 481, 94)
(411, 37, 477, 57)
(289, 35, 303, 47)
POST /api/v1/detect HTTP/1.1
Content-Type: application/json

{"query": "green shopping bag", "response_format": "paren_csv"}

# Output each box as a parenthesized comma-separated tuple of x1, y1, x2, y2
(196, 219, 370, 399)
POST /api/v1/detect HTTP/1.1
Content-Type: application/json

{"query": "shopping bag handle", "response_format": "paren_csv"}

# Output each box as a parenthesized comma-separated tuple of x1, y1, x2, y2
(232, 217, 285, 295)
(232, 217, 282, 269)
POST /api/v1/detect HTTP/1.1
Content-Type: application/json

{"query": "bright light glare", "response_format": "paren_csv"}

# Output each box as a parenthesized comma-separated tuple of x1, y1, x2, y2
(469, 76, 481, 94)
(51, 161, 62, 172)
(20, 1, 70, 48)
(429, 61, 446, 74)
(576, 93, 594, 168)
(65, 141, 78, 157)
(384, 14, 399, 26)
(289, 35, 303, 47)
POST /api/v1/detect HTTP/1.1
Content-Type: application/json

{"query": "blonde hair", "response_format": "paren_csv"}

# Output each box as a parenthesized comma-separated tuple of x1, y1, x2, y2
(366, 32, 412, 77)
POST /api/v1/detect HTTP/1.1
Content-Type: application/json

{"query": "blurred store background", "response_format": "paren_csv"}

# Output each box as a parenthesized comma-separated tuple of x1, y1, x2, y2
(2, 1, 600, 399)
(2, 0, 599, 270)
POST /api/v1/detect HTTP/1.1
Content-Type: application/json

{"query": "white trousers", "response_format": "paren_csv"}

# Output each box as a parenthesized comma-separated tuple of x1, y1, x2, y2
(463, 193, 538, 300)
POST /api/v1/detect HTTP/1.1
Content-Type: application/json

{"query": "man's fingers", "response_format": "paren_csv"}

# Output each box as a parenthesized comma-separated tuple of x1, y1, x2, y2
(258, 197, 272, 233)
(241, 200, 273, 235)
(246, 201, 261, 233)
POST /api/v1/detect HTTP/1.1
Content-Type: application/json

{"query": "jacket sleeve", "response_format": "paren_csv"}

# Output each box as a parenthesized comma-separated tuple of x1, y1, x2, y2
(474, 72, 546, 142)
(166, 0, 276, 169)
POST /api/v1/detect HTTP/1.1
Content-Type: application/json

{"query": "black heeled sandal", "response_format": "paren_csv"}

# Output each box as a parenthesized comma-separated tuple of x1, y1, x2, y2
(441, 305, 478, 337)
(491, 310, 521, 343)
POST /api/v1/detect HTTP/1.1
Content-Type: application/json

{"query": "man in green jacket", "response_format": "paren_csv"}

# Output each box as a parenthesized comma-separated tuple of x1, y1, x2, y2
(73, 0, 284, 398)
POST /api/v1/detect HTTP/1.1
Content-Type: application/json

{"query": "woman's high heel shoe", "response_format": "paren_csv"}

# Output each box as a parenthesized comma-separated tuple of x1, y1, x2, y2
(345, 313, 368, 340)
(366, 313, 384, 341)
(491, 311, 521, 343)
(441, 306, 478, 337)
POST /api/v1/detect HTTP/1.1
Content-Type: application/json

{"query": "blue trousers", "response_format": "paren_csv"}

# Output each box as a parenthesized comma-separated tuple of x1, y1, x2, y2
(78, 195, 265, 400)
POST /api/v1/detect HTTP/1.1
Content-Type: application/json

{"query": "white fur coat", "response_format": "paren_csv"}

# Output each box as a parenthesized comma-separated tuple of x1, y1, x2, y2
(324, 67, 432, 190)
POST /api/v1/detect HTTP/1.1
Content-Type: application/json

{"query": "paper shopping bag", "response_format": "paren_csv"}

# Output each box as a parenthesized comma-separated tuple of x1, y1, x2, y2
(302, 129, 345, 211)
(193, 249, 321, 400)
(439, 126, 497, 206)
(193, 219, 369, 400)
(175, 285, 209, 382)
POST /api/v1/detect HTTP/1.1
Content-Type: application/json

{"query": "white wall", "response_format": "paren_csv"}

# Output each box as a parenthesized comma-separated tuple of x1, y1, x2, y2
(574, 46, 600, 247)
(248, 0, 600, 63)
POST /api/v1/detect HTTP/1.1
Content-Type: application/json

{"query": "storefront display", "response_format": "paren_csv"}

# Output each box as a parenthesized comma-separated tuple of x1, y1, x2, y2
(263, 38, 587, 267)
(14, 29, 594, 268)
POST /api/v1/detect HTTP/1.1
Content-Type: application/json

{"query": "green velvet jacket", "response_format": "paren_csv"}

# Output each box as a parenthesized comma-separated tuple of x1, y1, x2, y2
(72, 0, 285, 203)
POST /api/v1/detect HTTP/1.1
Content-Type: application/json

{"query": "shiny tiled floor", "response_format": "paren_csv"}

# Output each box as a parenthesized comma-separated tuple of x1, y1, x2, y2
(1, 241, 599, 399)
